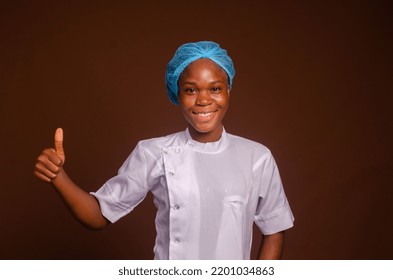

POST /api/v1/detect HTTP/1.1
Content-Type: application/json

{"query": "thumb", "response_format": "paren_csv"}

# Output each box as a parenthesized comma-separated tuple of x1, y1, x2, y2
(54, 128, 65, 162)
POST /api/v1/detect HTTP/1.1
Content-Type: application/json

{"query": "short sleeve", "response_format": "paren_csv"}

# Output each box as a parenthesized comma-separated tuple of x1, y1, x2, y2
(253, 152, 294, 235)
(91, 142, 150, 223)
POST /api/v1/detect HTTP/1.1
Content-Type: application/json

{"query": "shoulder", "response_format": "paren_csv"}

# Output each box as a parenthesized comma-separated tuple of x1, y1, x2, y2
(226, 133, 280, 174)
(227, 132, 271, 156)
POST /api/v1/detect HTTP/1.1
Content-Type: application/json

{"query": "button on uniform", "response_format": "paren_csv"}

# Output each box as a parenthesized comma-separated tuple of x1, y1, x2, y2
(172, 204, 180, 210)
(162, 143, 190, 259)
(171, 237, 180, 244)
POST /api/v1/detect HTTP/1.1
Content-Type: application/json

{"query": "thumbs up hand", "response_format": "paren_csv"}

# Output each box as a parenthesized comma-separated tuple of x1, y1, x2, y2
(54, 128, 65, 163)
(34, 128, 66, 183)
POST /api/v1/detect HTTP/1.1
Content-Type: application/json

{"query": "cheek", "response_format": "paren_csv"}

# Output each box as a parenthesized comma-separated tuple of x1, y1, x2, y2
(179, 95, 196, 109)
(216, 94, 229, 108)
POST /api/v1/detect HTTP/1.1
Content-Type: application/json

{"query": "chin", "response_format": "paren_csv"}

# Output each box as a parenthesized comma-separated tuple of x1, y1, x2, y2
(191, 123, 222, 135)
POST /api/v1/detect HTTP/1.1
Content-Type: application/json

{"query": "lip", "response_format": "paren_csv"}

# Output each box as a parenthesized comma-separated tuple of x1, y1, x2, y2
(192, 109, 218, 115)
(192, 109, 218, 121)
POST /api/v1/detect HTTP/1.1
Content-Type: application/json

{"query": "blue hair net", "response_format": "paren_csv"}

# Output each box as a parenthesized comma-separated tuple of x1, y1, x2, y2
(165, 41, 235, 105)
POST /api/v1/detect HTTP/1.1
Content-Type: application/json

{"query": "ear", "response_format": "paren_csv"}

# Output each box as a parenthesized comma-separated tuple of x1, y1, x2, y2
(227, 88, 231, 98)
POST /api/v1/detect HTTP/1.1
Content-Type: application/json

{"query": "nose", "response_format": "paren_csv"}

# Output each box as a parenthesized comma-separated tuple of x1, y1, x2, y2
(196, 90, 212, 106)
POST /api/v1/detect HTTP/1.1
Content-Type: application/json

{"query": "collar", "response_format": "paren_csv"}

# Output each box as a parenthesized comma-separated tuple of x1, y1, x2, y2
(182, 127, 230, 154)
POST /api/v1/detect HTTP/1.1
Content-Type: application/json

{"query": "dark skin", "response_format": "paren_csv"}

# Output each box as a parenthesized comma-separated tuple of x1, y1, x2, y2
(178, 58, 285, 259)
(178, 58, 230, 143)
(34, 128, 109, 229)
(257, 231, 285, 259)
(34, 58, 285, 259)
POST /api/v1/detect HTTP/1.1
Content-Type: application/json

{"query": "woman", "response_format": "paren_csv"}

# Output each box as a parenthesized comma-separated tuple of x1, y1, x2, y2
(34, 41, 294, 259)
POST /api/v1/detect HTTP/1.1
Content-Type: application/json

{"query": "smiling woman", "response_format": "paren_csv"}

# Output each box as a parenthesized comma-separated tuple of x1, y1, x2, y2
(165, 41, 235, 105)
(34, 41, 294, 260)
(178, 58, 230, 143)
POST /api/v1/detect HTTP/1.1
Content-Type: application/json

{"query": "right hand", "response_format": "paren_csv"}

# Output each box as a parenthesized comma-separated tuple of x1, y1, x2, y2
(34, 128, 66, 183)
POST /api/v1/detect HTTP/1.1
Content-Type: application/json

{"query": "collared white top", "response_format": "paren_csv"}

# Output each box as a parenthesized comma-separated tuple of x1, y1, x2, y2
(91, 128, 294, 259)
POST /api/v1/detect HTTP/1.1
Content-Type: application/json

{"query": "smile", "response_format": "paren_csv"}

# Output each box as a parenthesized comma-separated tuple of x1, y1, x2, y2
(192, 110, 218, 117)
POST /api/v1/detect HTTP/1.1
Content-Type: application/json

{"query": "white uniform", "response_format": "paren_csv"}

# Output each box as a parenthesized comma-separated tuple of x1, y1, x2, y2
(92, 128, 294, 259)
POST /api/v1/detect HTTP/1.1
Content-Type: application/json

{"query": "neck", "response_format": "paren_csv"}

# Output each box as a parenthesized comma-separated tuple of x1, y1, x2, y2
(188, 126, 223, 143)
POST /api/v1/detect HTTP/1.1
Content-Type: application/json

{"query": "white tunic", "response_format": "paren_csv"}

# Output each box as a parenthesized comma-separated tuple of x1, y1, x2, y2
(91, 128, 294, 259)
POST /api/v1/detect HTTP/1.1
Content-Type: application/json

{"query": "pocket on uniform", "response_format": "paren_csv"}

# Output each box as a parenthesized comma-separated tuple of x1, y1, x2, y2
(223, 195, 245, 210)
(214, 195, 246, 259)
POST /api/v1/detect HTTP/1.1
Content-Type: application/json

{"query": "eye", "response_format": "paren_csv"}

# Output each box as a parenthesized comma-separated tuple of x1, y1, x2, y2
(184, 88, 197, 94)
(211, 87, 221, 93)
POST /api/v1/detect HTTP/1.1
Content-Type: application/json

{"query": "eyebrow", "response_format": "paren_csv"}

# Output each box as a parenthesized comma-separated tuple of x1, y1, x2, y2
(180, 80, 225, 85)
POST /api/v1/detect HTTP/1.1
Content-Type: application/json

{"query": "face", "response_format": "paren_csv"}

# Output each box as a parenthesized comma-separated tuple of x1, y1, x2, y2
(178, 58, 230, 143)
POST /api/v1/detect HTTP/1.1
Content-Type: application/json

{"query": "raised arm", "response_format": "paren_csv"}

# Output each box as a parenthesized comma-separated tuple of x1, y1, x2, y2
(34, 128, 109, 230)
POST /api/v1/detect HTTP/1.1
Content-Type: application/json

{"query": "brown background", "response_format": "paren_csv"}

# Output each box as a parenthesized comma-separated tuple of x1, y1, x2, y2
(1, 0, 392, 259)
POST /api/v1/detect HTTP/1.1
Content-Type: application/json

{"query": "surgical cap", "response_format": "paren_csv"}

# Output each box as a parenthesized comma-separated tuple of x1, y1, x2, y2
(165, 41, 235, 105)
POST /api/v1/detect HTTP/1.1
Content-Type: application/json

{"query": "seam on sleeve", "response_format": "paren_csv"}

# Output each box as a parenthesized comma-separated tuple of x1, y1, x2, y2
(104, 183, 132, 212)
(138, 142, 151, 191)
(254, 200, 289, 221)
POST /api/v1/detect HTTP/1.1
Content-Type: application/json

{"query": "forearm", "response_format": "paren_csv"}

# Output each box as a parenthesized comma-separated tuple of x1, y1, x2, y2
(257, 231, 285, 260)
(52, 169, 108, 230)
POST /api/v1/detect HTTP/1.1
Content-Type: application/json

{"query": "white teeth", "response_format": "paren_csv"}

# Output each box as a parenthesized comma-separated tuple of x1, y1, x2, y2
(197, 112, 212, 117)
